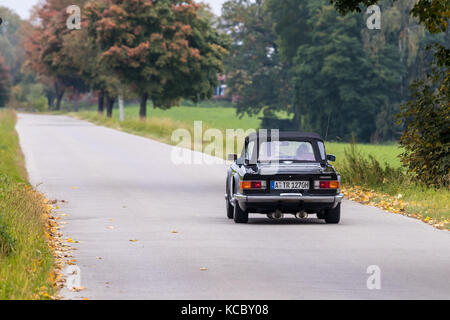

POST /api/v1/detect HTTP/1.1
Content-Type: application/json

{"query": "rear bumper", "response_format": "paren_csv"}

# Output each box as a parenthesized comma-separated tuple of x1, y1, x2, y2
(231, 192, 344, 210)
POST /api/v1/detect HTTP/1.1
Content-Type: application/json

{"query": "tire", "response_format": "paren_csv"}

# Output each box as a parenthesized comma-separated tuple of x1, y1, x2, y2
(226, 176, 234, 219)
(325, 203, 341, 224)
(233, 202, 249, 224)
(316, 211, 325, 219)
(226, 197, 234, 219)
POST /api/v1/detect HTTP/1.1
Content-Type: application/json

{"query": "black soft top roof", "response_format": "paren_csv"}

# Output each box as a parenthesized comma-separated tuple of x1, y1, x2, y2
(246, 131, 324, 142)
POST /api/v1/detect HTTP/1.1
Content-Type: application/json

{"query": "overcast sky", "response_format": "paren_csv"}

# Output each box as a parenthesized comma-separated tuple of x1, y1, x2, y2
(0, 0, 226, 19)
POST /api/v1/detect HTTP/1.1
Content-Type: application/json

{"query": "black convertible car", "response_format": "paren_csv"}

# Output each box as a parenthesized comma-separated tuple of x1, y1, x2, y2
(226, 132, 343, 224)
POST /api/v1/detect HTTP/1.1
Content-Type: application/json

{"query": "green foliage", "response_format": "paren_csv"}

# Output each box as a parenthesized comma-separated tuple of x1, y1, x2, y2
(338, 140, 405, 188)
(9, 82, 49, 111)
(398, 62, 449, 188)
(0, 54, 11, 108)
(272, 1, 405, 141)
(0, 6, 24, 84)
(331, 0, 449, 34)
(33, 96, 49, 112)
(221, 0, 293, 118)
(410, 0, 449, 34)
(0, 217, 16, 257)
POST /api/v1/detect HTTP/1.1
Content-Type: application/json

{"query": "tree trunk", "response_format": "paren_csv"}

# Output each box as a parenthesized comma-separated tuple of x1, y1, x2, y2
(106, 94, 115, 118)
(73, 90, 80, 112)
(47, 93, 55, 109)
(54, 82, 65, 111)
(98, 89, 105, 114)
(139, 93, 148, 119)
(293, 106, 301, 131)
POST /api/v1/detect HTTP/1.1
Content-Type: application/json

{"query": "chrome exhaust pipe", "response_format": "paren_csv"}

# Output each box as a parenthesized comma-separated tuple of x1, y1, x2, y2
(273, 209, 284, 220)
(295, 211, 308, 219)
(268, 210, 284, 220)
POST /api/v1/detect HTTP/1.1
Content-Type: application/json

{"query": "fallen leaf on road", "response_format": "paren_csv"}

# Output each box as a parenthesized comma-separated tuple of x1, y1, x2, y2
(129, 239, 138, 242)
(200, 267, 208, 271)
(106, 226, 114, 230)
(67, 238, 74, 243)
(171, 230, 179, 234)
(71, 186, 78, 190)
(71, 286, 86, 292)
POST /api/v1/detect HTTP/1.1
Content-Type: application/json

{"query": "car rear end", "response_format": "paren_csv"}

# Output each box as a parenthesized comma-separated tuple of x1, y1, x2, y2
(235, 165, 343, 214)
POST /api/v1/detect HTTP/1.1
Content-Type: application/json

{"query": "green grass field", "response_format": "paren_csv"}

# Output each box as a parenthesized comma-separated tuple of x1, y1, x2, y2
(326, 142, 402, 168)
(90, 104, 263, 130)
(76, 104, 402, 168)
(0, 109, 56, 300)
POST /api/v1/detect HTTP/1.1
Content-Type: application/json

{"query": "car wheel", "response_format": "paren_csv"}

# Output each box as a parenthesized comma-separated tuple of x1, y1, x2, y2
(325, 203, 341, 224)
(233, 202, 248, 224)
(226, 196, 234, 219)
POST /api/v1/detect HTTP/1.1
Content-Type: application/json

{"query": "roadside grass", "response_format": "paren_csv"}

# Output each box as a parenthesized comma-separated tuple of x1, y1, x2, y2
(71, 106, 448, 230)
(0, 109, 56, 299)
(338, 144, 449, 229)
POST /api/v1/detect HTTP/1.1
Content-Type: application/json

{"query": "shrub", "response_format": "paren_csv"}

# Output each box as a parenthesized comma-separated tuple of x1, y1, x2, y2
(0, 55, 11, 108)
(338, 141, 405, 189)
(32, 96, 48, 112)
(397, 63, 449, 188)
(0, 220, 16, 256)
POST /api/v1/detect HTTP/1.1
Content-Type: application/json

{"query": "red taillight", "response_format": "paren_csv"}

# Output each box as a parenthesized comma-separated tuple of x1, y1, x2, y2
(320, 181, 329, 189)
(315, 180, 340, 189)
(240, 181, 266, 190)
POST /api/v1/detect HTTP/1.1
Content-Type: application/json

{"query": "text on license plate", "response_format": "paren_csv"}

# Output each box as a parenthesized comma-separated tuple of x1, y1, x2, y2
(271, 181, 310, 190)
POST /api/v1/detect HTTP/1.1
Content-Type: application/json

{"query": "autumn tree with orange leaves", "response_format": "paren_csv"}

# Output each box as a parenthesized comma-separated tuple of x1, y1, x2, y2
(85, 0, 229, 118)
(24, 0, 89, 110)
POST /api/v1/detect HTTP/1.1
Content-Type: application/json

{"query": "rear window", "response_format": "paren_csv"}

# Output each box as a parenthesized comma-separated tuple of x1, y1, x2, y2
(259, 141, 316, 162)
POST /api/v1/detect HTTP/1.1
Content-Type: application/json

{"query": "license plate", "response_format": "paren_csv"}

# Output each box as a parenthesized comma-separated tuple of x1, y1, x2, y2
(271, 181, 310, 190)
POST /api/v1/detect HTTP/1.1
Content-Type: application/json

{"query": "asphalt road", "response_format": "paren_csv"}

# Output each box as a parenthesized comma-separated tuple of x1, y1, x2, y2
(16, 113, 450, 300)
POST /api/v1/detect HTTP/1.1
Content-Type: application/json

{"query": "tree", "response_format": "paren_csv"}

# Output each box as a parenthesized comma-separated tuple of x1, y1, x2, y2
(85, 0, 229, 119)
(60, 22, 119, 116)
(0, 54, 11, 108)
(331, 0, 449, 34)
(221, 0, 293, 121)
(267, 0, 404, 141)
(330, 0, 449, 185)
(397, 57, 449, 187)
(24, 0, 89, 111)
(0, 6, 24, 84)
